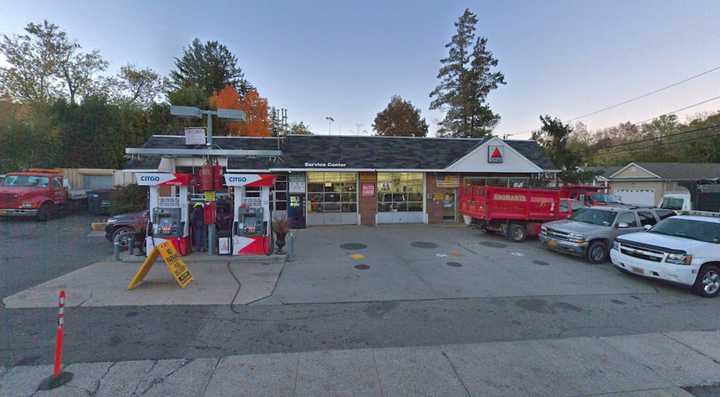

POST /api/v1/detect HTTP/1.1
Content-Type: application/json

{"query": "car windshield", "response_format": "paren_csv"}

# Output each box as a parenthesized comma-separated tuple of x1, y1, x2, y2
(2, 175, 49, 187)
(649, 218, 720, 243)
(660, 197, 685, 210)
(569, 208, 617, 226)
(591, 193, 621, 204)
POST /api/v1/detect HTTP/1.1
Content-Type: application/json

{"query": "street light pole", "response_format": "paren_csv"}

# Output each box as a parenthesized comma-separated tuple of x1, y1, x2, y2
(170, 105, 245, 256)
(325, 116, 335, 135)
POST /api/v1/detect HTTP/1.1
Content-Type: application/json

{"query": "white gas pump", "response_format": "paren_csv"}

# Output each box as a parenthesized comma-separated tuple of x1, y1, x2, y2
(136, 172, 191, 256)
(224, 174, 275, 255)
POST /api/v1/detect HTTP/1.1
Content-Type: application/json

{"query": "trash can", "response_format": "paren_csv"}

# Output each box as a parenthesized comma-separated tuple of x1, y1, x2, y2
(87, 189, 112, 215)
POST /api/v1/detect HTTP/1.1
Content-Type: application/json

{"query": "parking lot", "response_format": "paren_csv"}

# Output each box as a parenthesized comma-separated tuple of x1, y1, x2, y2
(263, 224, 691, 305)
(0, 214, 111, 299)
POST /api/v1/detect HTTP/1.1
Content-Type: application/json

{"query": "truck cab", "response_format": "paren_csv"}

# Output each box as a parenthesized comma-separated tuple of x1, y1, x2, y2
(0, 170, 68, 220)
(610, 212, 720, 297)
(659, 192, 692, 212)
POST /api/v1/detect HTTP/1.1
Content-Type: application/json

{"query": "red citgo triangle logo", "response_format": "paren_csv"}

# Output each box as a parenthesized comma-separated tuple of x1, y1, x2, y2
(491, 148, 502, 158)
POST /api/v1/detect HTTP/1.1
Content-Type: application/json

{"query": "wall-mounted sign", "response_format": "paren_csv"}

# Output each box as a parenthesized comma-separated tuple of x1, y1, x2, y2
(361, 183, 375, 197)
(185, 127, 206, 145)
(289, 173, 306, 193)
(436, 175, 460, 188)
(304, 162, 347, 168)
(488, 145, 504, 163)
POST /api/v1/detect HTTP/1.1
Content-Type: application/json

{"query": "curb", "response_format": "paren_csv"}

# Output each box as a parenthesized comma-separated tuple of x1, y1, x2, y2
(90, 222, 106, 232)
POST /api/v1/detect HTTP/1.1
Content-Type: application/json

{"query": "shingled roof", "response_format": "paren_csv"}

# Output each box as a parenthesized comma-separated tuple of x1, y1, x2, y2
(128, 134, 555, 171)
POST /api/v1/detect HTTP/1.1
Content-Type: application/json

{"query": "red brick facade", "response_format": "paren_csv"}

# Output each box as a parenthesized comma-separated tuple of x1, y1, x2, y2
(359, 172, 377, 225)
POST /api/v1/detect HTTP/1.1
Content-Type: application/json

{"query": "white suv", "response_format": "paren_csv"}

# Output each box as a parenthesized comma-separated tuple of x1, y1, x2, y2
(610, 213, 720, 297)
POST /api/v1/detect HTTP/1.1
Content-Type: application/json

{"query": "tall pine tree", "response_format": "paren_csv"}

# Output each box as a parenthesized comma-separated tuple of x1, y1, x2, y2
(430, 9, 505, 138)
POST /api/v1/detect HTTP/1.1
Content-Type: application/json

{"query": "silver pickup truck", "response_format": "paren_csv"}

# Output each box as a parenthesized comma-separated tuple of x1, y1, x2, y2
(540, 206, 675, 263)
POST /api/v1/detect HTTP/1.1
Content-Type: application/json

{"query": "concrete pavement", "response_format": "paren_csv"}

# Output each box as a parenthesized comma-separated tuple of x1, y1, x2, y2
(2, 258, 284, 308)
(3, 330, 720, 397)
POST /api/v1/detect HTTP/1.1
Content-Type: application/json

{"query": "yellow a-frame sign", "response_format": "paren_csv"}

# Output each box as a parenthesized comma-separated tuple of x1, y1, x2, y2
(128, 241, 193, 290)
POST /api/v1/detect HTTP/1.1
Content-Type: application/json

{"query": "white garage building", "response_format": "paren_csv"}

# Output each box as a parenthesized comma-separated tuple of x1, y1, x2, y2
(595, 162, 720, 206)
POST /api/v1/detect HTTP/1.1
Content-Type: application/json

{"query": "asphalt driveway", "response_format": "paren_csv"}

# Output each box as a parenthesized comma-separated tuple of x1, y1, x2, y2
(0, 214, 111, 299)
(262, 224, 684, 304)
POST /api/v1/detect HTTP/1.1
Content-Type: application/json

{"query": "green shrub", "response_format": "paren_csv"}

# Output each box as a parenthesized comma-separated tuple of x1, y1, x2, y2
(110, 184, 147, 215)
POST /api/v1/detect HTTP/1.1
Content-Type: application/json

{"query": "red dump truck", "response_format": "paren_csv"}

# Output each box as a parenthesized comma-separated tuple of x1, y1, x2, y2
(0, 169, 79, 220)
(459, 185, 574, 242)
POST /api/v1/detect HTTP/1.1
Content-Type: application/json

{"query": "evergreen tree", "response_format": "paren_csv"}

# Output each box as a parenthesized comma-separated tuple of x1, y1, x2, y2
(169, 39, 252, 98)
(373, 95, 428, 137)
(430, 9, 505, 137)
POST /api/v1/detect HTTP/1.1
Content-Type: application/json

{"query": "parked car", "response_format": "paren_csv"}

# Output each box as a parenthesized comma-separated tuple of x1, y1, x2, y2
(589, 193, 623, 206)
(104, 210, 148, 246)
(540, 206, 675, 263)
(611, 212, 720, 298)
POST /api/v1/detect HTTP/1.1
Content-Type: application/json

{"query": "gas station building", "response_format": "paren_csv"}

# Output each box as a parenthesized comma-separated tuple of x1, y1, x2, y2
(126, 134, 557, 228)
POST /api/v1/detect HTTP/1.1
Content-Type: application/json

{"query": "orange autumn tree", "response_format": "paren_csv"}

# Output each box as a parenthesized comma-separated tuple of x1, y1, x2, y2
(209, 85, 271, 136)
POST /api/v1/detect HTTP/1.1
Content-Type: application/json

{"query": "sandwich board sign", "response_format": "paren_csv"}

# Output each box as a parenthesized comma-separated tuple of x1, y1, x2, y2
(128, 241, 193, 289)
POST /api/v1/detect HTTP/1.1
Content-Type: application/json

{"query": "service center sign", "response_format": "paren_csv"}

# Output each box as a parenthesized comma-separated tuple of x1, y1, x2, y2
(224, 174, 275, 187)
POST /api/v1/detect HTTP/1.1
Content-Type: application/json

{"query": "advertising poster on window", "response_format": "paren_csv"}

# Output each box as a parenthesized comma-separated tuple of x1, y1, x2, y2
(362, 183, 375, 197)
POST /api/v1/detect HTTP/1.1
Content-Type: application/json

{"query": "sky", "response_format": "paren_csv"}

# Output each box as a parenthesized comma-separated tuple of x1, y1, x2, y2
(2, 0, 720, 138)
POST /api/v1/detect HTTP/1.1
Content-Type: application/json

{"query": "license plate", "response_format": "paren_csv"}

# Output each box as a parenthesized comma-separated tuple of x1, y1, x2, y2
(548, 239, 558, 248)
(631, 266, 645, 275)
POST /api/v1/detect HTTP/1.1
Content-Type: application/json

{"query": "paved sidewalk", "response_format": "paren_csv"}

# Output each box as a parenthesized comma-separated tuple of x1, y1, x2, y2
(2, 330, 719, 397)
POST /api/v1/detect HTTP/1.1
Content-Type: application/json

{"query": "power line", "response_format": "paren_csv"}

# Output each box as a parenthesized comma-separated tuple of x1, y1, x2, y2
(588, 122, 720, 153)
(594, 130, 720, 157)
(503, 96, 720, 141)
(634, 95, 720, 125)
(568, 64, 720, 121)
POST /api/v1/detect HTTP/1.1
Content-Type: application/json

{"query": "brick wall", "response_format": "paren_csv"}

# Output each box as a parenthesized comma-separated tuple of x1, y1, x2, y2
(426, 173, 460, 224)
(359, 172, 377, 226)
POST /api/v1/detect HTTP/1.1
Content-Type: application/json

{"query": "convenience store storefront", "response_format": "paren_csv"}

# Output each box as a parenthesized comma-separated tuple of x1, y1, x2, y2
(126, 134, 557, 226)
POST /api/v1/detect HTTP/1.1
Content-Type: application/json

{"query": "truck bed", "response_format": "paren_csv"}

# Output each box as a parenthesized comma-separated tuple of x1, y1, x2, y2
(459, 185, 571, 223)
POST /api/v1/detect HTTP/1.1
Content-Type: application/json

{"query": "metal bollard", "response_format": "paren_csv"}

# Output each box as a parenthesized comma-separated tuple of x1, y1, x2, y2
(113, 240, 121, 261)
(286, 232, 295, 261)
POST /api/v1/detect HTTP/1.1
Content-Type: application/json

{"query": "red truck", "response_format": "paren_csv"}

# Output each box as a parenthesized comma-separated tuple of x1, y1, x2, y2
(459, 185, 574, 241)
(0, 169, 76, 220)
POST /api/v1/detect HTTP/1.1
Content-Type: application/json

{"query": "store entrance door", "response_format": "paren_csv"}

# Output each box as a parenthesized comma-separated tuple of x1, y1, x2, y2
(442, 191, 456, 223)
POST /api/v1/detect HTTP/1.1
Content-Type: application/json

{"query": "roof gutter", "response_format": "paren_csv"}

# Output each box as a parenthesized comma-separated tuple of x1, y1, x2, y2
(125, 148, 282, 157)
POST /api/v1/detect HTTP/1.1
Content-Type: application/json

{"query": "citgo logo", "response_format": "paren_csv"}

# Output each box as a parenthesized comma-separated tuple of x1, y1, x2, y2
(140, 175, 161, 182)
(229, 176, 248, 183)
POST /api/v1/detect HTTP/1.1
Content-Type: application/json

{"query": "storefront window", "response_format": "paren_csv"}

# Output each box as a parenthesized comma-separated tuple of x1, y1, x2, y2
(377, 172, 423, 212)
(307, 172, 357, 213)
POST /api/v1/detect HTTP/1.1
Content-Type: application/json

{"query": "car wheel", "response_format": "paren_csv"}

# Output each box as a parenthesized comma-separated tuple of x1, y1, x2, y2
(36, 202, 55, 221)
(507, 224, 527, 242)
(693, 265, 720, 298)
(586, 241, 607, 264)
(112, 226, 135, 249)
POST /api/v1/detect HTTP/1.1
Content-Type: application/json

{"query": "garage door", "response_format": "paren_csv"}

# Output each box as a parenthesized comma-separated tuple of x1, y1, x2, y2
(615, 188, 655, 206)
